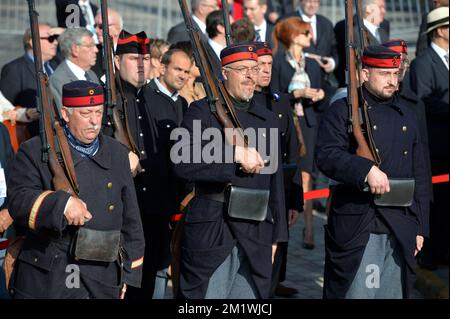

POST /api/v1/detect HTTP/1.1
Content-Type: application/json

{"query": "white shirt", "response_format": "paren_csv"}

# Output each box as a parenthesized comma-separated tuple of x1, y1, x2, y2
(208, 38, 225, 59)
(66, 59, 89, 80)
(192, 15, 207, 35)
(154, 78, 179, 102)
(254, 19, 268, 42)
(299, 8, 336, 71)
(431, 42, 449, 70)
(363, 19, 380, 42)
(299, 10, 317, 44)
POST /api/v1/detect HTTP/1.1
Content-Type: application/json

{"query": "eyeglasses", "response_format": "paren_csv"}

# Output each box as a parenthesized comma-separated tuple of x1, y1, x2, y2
(40, 34, 58, 43)
(95, 23, 117, 30)
(225, 66, 260, 76)
(78, 43, 97, 48)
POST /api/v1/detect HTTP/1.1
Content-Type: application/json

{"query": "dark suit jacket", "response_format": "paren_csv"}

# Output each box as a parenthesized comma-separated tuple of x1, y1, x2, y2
(281, 11, 338, 62)
(0, 54, 38, 110)
(379, 19, 390, 38)
(167, 17, 208, 45)
(334, 18, 388, 87)
(0, 54, 47, 136)
(408, 47, 449, 170)
(0, 123, 14, 209)
(270, 51, 323, 127)
(55, 0, 98, 28)
(264, 21, 275, 49)
(203, 40, 222, 78)
(415, 13, 430, 57)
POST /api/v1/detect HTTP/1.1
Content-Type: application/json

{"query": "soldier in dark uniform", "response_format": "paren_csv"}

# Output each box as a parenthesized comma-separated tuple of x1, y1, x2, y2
(129, 48, 191, 298)
(253, 41, 303, 297)
(315, 46, 430, 299)
(173, 43, 288, 299)
(7, 81, 145, 299)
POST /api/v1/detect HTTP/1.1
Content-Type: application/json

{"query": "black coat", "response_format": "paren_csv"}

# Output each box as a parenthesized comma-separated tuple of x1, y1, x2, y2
(253, 90, 303, 211)
(0, 123, 14, 210)
(0, 55, 38, 110)
(0, 54, 43, 137)
(415, 13, 430, 57)
(137, 80, 188, 220)
(173, 97, 288, 298)
(55, 0, 98, 28)
(270, 51, 324, 127)
(7, 134, 145, 298)
(333, 18, 389, 88)
(315, 87, 431, 299)
(167, 18, 208, 45)
(408, 47, 449, 173)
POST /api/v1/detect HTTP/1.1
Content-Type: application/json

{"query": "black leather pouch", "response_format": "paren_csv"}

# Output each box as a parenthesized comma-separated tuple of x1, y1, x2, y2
(374, 178, 415, 207)
(74, 228, 121, 262)
(226, 185, 270, 221)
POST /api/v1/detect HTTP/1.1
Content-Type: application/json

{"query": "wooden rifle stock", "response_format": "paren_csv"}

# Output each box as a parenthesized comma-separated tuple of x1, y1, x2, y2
(178, 0, 247, 147)
(345, 0, 380, 164)
(27, 0, 79, 195)
(100, 0, 139, 156)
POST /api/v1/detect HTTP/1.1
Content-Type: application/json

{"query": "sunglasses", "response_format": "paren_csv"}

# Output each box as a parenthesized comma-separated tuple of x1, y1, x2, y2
(40, 34, 59, 43)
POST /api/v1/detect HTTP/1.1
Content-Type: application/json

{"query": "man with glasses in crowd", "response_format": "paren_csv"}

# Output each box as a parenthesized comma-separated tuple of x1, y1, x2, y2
(173, 43, 288, 299)
(0, 23, 61, 138)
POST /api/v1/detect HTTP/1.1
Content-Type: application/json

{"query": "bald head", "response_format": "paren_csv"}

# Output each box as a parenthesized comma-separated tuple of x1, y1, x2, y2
(94, 9, 123, 45)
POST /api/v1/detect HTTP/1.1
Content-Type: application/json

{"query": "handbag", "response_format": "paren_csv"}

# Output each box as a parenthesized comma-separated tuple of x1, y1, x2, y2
(373, 178, 415, 207)
(73, 228, 121, 263)
(226, 185, 270, 222)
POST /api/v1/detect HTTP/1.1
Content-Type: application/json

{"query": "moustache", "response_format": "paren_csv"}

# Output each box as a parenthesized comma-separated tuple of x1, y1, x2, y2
(241, 80, 255, 86)
(86, 125, 99, 130)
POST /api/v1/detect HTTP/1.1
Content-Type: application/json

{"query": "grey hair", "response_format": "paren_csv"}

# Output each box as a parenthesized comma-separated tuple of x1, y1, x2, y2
(361, 0, 378, 11)
(59, 27, 93, 58)
(62, 106, 73, 115)
(191, 0, 202, 11)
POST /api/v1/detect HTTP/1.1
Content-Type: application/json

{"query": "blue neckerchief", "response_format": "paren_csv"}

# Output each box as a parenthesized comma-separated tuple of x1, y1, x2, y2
(63, 125, 100, 158)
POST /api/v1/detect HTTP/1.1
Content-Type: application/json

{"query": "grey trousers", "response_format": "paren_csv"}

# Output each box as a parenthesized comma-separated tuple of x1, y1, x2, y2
(205, 245, 259, 299)
(345, 233, 405, 299)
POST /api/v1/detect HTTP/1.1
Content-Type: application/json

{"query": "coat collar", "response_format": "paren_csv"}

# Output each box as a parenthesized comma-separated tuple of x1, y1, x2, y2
(428, 46, 449, 79)
(71, 133, 111, 169)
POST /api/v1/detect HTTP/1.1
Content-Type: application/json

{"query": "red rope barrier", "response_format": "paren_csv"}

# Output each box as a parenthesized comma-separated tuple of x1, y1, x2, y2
(1, 174, 449, 251)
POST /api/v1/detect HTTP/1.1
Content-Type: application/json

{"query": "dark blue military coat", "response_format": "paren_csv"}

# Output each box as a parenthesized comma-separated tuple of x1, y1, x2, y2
(253, 90, 303, 211)
(315, 86, 431, 298)
(7, 134, 145, 298)
(173, 97, 288, 299)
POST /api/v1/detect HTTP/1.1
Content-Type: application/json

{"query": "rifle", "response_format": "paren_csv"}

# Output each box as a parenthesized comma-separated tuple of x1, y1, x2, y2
(221, 0, 232, 46)
(178, 0, 247, 146)
(27, 0, 79, 195)
(3, 1, 82, 289)
(345, 0, 380, 165)
(100, 0, 140, 156)
(170, 0, 250, 297)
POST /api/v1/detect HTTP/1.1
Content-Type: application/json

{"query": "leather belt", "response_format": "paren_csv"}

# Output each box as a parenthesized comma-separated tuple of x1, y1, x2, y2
(195, 186, 226, 203)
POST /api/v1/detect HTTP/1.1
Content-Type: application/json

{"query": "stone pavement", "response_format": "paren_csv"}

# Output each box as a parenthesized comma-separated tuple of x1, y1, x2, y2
(279, 211, 327, 299)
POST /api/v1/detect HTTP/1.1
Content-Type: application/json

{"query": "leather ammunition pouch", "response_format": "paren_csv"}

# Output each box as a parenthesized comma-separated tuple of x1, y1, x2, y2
(226, 185, 269, 221)
(73, 228, 120, 263)
(196, 184, 270, 222)
(373, 178, 415, 207)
